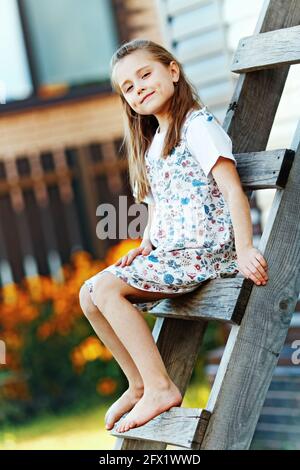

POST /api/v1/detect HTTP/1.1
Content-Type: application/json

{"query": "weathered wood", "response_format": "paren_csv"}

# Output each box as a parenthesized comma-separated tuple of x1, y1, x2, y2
(148, 277, 252, 325)
(199, 0, 300, 449)
(232, 25, 300, 73)
(114, 317, 208, 449)
(234, 148, 294, 189)
(76, 146, 105, 258)
(200, 127, 300, 449)
(110, 408, 211, 449)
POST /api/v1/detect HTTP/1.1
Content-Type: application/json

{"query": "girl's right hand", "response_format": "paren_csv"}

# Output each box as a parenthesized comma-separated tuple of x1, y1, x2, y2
(114, 240, 154, 267)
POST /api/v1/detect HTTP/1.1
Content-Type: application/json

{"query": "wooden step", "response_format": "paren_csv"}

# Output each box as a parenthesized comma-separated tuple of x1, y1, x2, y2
(148, 276, 252, 325)
(231, 25, 300, 73)
(109, 407, 211, 449)
(234, 148, 294, 189)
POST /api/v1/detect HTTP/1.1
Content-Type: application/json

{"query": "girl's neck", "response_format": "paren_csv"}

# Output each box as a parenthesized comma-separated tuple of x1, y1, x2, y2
(156, 126, 167, 135)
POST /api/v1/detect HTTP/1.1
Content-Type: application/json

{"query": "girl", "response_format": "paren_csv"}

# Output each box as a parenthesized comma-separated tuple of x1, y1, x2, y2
(79, 39, 269, 434)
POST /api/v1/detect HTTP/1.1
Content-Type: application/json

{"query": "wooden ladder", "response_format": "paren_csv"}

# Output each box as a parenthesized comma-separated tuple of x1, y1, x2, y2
(110, 0, 300, 450)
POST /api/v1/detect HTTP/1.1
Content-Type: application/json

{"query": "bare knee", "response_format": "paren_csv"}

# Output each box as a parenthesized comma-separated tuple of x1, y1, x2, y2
(79, 283, 99, 319)
(89, 273, 121, 311)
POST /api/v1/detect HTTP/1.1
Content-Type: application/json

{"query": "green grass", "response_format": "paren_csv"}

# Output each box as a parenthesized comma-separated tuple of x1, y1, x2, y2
(0, 381, 211, 450)
(0, 401, 114, 450)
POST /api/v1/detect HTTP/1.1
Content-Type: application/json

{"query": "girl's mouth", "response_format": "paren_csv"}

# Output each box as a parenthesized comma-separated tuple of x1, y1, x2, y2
(142, 91, 155, 103)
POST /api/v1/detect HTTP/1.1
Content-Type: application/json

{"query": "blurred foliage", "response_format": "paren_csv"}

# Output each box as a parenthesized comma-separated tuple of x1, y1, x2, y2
(0, 239, 224, 426)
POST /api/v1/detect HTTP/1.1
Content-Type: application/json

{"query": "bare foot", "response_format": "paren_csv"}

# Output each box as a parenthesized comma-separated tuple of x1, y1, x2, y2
(105, 388, 144, 430)
(114, 381, 182, 433)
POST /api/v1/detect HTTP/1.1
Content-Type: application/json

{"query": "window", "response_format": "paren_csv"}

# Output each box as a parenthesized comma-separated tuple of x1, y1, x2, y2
(0, 0, 119, 109)
(0, 0, 32, 103)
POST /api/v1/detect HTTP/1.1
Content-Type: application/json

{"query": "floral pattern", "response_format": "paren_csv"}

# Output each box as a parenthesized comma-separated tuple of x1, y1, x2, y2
(84, 107, 239, 311)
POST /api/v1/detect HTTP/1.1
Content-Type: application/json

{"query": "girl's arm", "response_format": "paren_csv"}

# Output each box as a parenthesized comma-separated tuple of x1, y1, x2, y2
(212, 158, 269, 286)
(141, 204, 155, 246)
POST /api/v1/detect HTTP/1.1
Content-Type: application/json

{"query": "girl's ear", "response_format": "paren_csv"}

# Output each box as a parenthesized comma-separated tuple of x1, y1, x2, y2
(169, 60, 180, 83)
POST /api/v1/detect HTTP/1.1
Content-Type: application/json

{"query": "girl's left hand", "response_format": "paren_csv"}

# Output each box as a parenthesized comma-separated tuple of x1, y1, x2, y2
(236, 245, 269, 286)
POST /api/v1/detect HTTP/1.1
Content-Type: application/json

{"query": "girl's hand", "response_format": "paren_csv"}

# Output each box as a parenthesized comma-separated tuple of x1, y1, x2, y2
(114, 240, 154, 267)
(236, 245, 269, 286)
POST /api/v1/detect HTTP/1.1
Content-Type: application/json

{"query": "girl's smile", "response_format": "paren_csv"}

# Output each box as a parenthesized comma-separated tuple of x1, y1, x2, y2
(141, 91, 156, 104)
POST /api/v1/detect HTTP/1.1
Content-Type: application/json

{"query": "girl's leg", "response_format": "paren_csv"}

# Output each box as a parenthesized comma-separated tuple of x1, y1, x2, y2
(79, 283, 145, 429)
(90, 273, 183, 433)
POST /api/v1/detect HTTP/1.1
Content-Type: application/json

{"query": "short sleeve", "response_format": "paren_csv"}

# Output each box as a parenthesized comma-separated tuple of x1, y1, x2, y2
(186, 113, 237, 178)
(133, 182, 155, 204)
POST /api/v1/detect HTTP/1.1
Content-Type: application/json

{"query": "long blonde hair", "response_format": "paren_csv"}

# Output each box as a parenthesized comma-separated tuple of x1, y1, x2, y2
(110, 39, 205, 204)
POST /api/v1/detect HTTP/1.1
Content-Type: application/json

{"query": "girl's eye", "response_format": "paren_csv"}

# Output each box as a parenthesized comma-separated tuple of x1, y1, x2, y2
(126, 73, 150, 93)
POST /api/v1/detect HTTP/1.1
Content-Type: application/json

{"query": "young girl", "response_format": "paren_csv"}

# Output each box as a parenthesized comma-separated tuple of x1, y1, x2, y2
(79, 39, 269, 434)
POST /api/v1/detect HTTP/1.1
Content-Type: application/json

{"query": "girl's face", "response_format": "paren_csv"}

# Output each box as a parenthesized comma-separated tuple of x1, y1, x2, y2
(114, 50, 180, 116)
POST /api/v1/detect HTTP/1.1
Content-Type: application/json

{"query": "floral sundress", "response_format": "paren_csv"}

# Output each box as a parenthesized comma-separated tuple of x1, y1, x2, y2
(84, 107, 240, 311)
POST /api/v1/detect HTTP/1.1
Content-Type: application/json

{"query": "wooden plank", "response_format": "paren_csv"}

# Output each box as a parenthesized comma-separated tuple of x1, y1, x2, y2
(232, 25, 300, 73)
(234, 148, 294, 189)
(75, 146, 104, 259)
(110, 408, 211, 449)
(115, 317, 208, 449)
(148, 277, 252, 325)
(201, 129, 300, 449)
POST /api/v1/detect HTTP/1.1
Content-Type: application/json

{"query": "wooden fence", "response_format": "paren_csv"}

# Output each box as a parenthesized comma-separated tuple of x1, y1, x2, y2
(0, 138, 133, 286)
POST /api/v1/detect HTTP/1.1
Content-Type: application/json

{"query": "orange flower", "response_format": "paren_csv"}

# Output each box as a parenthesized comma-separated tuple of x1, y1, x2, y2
(80, 336, 104, 362)
(0, 247, 135, 387)
(2, 283, 18, 305)
(23, 275, 43, 303)
(37, 322, 54, 340)
(96, 377, 117, 396)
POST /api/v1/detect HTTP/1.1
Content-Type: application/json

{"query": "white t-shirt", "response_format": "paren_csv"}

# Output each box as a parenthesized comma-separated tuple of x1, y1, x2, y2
(136, 110, 237, 205)
(186, 113, 237, 178)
